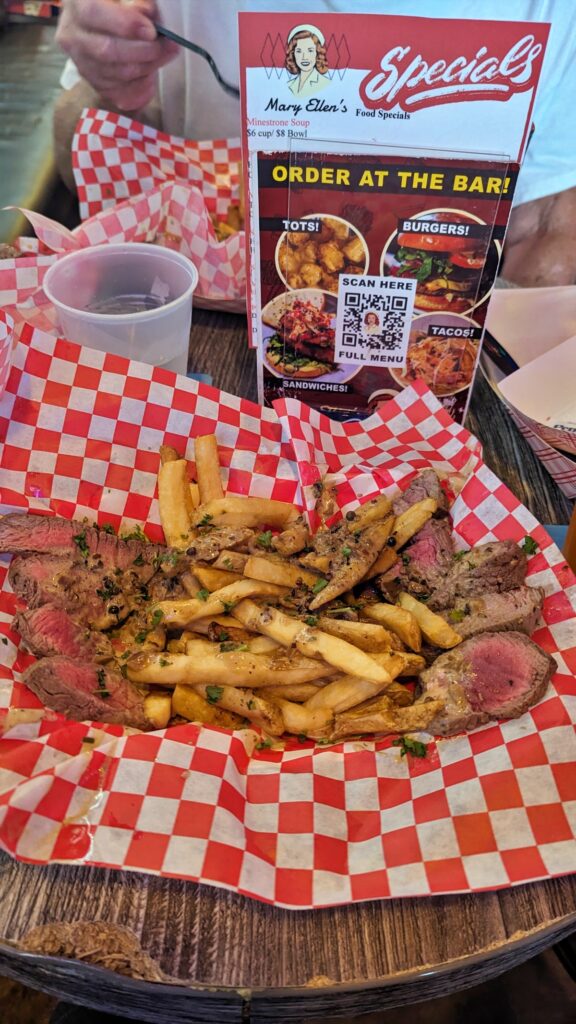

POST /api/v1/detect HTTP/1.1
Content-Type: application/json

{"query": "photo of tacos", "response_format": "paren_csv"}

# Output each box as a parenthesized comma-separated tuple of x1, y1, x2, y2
(275, 214, 369, 294)
(382, 210, 497, 315)
(262, 289, 337, 378)
(391, 313, 480, 397)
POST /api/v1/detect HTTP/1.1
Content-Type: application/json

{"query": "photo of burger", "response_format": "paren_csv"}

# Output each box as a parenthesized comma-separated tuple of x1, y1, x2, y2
(262, 289, 338, 379)
(381, 210, 496, 315)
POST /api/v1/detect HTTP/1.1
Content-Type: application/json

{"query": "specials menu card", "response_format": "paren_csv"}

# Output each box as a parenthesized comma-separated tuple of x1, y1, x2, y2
(238, 12, 549, 423)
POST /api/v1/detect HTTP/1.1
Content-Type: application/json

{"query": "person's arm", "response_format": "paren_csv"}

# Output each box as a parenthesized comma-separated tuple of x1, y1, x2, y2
(501, 187, 576, 287)
(56, 0, 178, 111)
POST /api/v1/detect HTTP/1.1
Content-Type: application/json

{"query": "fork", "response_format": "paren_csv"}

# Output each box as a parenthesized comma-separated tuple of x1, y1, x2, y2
(154, 23, 240, 99)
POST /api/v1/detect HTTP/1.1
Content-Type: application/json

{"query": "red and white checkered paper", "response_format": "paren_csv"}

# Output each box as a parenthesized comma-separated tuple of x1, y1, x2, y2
(0, 110, 245, 327)
(1, 314, 576, 909)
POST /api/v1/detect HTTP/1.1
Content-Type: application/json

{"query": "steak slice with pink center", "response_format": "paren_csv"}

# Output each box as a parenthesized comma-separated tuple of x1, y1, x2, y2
(419, 631, 556, 736)
(23, 657, 150, 730)
(14, 605, 114, 662)
(427, 540, 527, 610)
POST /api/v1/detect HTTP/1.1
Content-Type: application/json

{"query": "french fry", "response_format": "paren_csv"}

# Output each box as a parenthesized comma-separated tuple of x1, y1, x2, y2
(127, 643, 332, 688)
(246, 636, 280, 654)
(243, 553, 322, 590)
(365, 498, 438, 578)
(212, 550, 248, 573)
(398, 592, 462, 649)
(297, 551, 330, 573)
(192, 496, 299, 530)
(158, 459, 195, 549)
(349, 495, 393, 530)
(160, 445, 180, 464)
(233, 600, 394, 684)
(181, 571, 201, 597)
(194, 566, 244, 591)
(316, 617, 398, 652)
(363, 602, 422, 652)
(274, 699, 333, 739)
(331, 694, 443, 740)
(154, 579, 288, 627)
(194, 434, 224, 503)
(394, 652, 426, 676)
(260, 683, 323, 702)
(305, 654, 406, 714)
(172, 685, 244, 729)
(144, 691, 172, 729)
(193, 683, 284, 735)
(308, 518, 394, 609)
(189, 482, 200, 508)
(272, 520, 310, 556)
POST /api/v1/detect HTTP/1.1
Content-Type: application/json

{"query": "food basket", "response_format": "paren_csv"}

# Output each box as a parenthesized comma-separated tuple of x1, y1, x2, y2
(1, 313, 576, 908)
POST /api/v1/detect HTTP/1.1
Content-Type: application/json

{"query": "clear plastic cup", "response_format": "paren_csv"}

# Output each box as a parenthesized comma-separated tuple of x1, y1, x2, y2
(43, 243, 198, 375)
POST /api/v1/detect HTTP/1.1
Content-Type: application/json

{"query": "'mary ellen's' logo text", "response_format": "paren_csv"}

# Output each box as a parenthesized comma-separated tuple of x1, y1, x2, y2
(359, 35, 542, 111)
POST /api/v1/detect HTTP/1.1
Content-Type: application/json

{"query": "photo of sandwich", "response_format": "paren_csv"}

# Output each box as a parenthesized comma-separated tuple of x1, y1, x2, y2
(262, 289, 337, 379)
(381, 210, 496, 315)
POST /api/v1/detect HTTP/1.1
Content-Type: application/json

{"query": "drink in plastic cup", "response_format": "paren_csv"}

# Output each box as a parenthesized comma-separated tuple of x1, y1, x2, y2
(43, 243, 198, 375)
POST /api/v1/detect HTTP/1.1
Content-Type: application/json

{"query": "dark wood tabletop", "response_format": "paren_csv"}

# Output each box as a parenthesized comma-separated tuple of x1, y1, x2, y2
(0, 307, 575, 1024)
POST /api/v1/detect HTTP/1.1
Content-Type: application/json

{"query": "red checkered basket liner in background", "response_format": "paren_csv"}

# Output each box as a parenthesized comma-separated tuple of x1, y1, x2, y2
(0, 110, 245, 326)
(1, 316, 576, 908)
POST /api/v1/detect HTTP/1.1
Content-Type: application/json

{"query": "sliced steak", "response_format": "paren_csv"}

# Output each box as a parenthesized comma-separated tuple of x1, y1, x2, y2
(14, 605, 113, 662)
(441, 586, 544, 640)
(398, 518, 455, 597)
(23, 657, 149, 729)
(427, 540, 527, 610)
(392, 468, 448, 517)
(0, 513, 162, 579)
(419, 631, 556, 736)
(9, 553, 72, 608)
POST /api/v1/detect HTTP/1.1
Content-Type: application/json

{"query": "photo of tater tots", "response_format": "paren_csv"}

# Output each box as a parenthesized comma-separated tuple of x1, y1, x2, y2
(275, 214, 368, 294)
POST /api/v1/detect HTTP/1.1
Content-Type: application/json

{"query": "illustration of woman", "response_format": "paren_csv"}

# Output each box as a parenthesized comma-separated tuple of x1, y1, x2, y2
(285, 24, 330, 98)
(364, 311, 381, 335)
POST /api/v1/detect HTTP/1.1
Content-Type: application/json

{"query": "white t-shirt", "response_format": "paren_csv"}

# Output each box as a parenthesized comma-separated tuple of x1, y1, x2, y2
(68, 0, 576, 207)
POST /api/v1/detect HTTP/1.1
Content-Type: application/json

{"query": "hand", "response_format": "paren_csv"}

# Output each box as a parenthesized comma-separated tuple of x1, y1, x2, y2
(502, 187, 576, 287)
(56, 0, 179, 111)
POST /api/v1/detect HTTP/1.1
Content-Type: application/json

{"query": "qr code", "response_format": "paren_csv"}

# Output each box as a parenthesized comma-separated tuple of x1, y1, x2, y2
(334, 276, 417, 367)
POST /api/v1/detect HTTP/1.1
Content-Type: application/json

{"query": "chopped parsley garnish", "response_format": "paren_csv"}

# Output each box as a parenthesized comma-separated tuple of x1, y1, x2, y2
(247, 699, 255, 711)
(95, 668, 109, 700)
(312, 578, 328, 595)
(223, 558, 234, 570)
(133, 553, 145, 566)
(218, 630, 230, 642)
(151, 609, 165, 629)
(198, 513, 213, 528)
(219, 641, 248, 653)
(522, 536, 538, 555)
(73, 530, 89, 559)
(401, 553, 411, 566)
(453, 550, 467, 561)
(221, 600, 236, 614)
(341, 545, 352, 560)
(256, 530, 273, 549)
(392, 736, 428, 758)
(101, 523, 116, 535)
(120, 651, 132, 660)
(448, 608, 466, 623)
(297, 734, 308, 743)
(135, 630, 148, 644)
(256, 738, 272, 750)
(206, 685, 224, 704)
(196, 589, 210, 602)
(159, 657, 170, 668)
(122, 525, 147, 542)
(305, 615, 318, 627)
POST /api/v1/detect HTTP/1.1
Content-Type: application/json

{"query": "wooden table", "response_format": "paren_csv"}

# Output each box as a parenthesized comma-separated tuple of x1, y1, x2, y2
(1, 308, 575, 1023)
